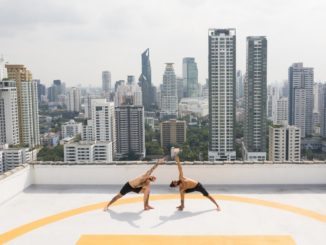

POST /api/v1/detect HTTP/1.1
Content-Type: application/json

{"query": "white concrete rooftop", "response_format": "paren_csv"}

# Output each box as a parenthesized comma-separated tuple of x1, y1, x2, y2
(0, 163, 326, 245)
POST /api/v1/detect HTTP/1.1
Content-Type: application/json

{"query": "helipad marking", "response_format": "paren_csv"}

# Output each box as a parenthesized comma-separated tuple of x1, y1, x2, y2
(76, 235, 296, 245)
(0, 194, 325, 244)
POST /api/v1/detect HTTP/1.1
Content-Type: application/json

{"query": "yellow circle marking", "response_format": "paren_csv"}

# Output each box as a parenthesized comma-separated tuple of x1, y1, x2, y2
(0, 194, 325, 244)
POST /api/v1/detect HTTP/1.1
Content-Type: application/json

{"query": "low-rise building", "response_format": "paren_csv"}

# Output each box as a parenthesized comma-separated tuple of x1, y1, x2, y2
(61, 120, 82, 138)
(269, 125, 301, 161)
(40, 133, 60, 147)
(0, 146, 36, 172)
(160, 119, 186, 147)
(64, 141, 112, 162)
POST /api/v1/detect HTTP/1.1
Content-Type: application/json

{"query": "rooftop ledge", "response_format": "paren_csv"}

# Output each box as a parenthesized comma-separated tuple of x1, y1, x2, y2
(1, 162, 326, 206)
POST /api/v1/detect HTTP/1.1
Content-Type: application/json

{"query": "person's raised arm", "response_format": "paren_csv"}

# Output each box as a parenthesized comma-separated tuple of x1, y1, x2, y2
(145, 158, 164, 176)
(175, 156, 184, 179)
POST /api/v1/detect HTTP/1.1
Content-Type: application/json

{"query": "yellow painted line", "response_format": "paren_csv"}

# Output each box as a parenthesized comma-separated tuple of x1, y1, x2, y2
(0, 194, 325, 244)
(77, 235, 296, 245)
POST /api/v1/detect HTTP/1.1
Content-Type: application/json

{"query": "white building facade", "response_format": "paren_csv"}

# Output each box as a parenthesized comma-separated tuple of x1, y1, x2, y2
(61, 120, 82, 138)
(20, 80, 40, 148)
(160, 63, 178, 119)
(269, 125, 300, 161)
(66, 87, 81, 112)
(276, 97, 288, 126)
(0, 81, 20, 145)
(64, 141, 113, 162)
(208, 29, 236, 161)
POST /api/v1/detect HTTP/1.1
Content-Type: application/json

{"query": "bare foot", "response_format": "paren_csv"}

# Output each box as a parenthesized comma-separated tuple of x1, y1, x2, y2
(147, 205, 154, 209)
(144, 206, 151, 211)
(216, 206, 221, 211)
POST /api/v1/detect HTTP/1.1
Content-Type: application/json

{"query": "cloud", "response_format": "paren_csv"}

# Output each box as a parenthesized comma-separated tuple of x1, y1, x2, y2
(0, 0, 86, 37)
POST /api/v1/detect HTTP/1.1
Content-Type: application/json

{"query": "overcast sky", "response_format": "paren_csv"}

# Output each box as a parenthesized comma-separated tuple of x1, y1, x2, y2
(0, 0, 325, 87)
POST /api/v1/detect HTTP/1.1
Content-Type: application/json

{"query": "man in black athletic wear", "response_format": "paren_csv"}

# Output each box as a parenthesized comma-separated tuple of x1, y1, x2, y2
(170, 152, 221, 211)
(103, 158, 165, 211)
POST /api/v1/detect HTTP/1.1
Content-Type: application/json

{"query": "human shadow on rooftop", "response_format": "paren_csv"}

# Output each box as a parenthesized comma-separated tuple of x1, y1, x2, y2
(152, 209, 215, 228)
(106, 209, 143, 228)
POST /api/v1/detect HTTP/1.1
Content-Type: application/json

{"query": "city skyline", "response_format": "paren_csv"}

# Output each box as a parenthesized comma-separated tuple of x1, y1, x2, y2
(0, 0, 325, 87)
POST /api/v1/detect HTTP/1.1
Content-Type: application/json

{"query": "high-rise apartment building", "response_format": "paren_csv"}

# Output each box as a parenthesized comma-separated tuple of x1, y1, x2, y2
(160, 63, 178, 119)
(269, 125, 301, 161)
(115, 106, 145, 159)
(243, 36, 267, 161)
(276, 97, 288, 126)
(138, 49, 155, 111)
(208, 28, 236, 161)
(0, 81, 20, 145)
(66, 87, 81, 112)
(182, 57, 198, 98)
(20, 80, 40, 147)
(289, 63, 313, 137)
(91, 99, 116, 153)
(160, 119, 186, 147)
(5, 64, 40, 148)
(102, 71, 111, 95)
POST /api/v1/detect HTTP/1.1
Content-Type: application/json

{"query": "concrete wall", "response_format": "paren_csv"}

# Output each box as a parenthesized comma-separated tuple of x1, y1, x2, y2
(0, 165, 33, 205)
(32, 164, 326, 185)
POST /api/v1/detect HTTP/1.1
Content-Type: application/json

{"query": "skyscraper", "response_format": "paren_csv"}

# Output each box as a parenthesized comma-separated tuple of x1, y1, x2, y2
(243, 36, 267, 161)
(66, 87, 81, 112)
(288, 63, 313, 137)
(0, 80, 19, 145)
(182, 57, 198, 98)
(5, 64, 39, 148)
(115, 75, 145, 159)
(115, 106, 145, 159)
(102, 71, 111, 95)
(138, 49, 155, 110)
(20, 80, 40, 147)
(160, 63, 178, 119)
(208, 29, 236, 161)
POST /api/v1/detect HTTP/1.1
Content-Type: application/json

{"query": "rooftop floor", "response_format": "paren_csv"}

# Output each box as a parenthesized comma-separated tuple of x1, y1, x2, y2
(0, 185, 325, 245)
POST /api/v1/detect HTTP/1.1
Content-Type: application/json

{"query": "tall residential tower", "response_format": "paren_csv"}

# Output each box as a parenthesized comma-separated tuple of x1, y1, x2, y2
(208, 29, 236, 161)
(243, 36, 267, 161)
(288, 63, 313, 137)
